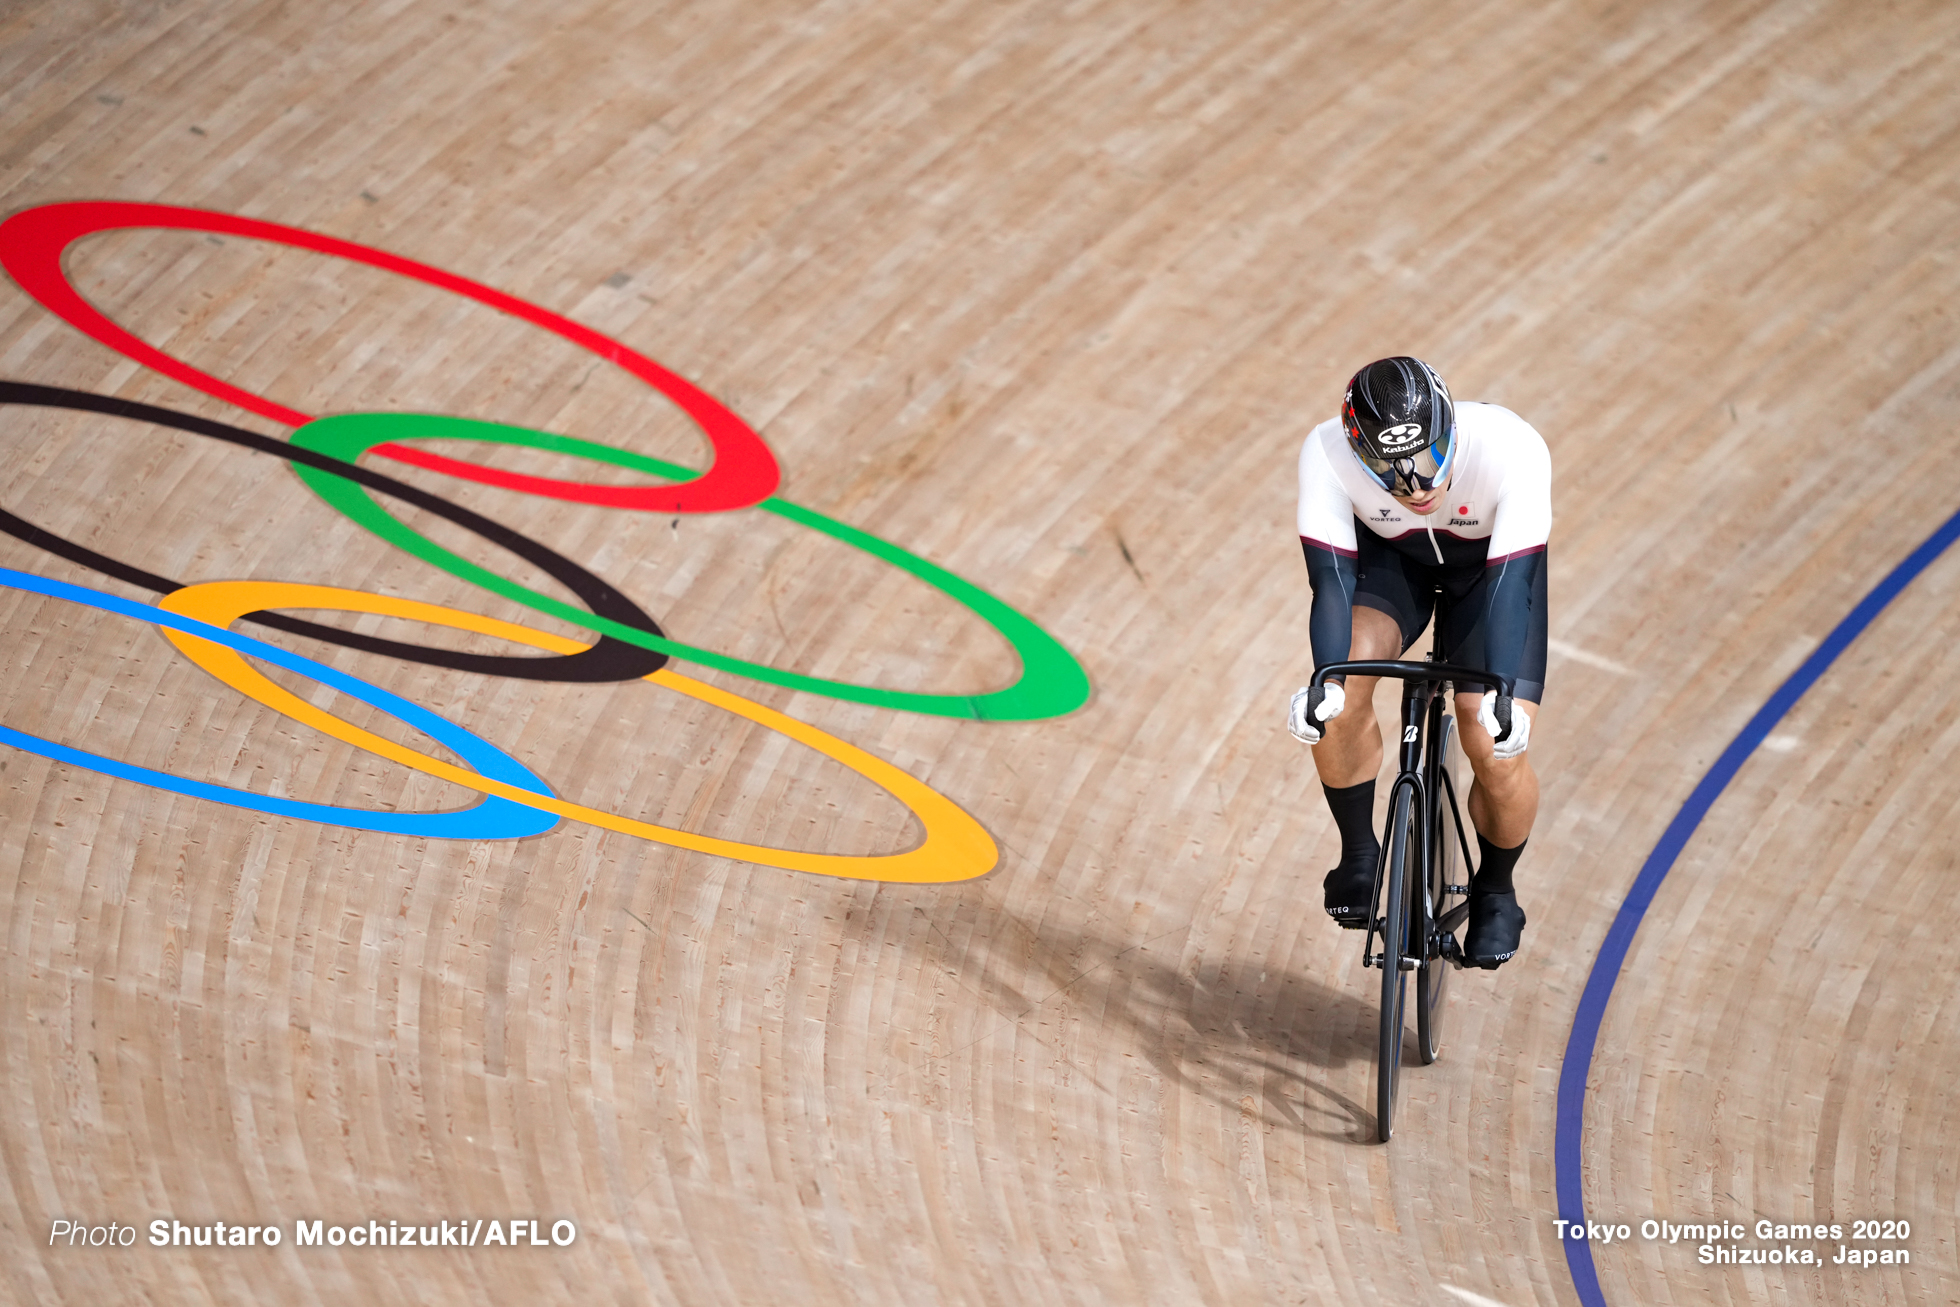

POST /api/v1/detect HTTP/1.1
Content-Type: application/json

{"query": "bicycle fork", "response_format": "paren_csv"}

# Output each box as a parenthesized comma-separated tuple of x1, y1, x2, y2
(1363, 681, 1436, 972)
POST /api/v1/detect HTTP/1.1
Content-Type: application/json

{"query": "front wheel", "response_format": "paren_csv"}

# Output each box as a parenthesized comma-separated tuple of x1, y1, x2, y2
(1375, 783, 1417, 1142)
(1417, 714, 1467, 1064)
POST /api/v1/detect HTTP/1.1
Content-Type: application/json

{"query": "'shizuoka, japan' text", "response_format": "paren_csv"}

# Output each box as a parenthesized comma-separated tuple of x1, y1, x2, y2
(1551, 1218, 1911, 1267)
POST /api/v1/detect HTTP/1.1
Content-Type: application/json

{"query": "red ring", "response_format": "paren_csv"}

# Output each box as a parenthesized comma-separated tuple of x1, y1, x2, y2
(0, 202, 778, 512)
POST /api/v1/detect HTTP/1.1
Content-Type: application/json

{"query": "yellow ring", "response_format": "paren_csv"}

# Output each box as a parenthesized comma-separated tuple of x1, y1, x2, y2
(157, 581, 996, 883)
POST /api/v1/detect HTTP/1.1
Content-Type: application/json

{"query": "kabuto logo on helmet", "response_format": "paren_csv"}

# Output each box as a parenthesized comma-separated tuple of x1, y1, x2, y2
(1376, 421, 1427, 453)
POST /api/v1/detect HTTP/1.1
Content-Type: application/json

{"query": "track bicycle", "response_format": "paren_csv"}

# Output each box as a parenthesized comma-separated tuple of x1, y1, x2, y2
(1310, 624, 1515, 1143)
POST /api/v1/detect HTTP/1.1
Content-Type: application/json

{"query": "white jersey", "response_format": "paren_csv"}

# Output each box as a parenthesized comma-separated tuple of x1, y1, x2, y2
(1297, 401, 1552, 567)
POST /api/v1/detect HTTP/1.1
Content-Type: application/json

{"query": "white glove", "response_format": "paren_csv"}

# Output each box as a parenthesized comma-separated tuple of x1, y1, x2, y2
(1478, 691, 1530, 760)
(1288, 682, 1345, 744)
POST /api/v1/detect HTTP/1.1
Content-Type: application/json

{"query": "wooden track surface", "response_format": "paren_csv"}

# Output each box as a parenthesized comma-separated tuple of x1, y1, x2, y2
(2, 1, 1957, 1302)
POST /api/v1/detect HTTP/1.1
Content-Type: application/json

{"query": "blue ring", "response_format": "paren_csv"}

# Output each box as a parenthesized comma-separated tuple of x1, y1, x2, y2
(1556, 506, 1960, 1306)
(0, 568, 558, 837)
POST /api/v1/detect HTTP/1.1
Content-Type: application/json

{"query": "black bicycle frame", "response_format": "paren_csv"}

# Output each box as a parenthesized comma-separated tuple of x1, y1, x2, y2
(1309, 658, 1512, 971)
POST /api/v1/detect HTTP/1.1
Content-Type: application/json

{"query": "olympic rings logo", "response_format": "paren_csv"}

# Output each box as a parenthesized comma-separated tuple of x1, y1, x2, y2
(0, 202, 1090, 883)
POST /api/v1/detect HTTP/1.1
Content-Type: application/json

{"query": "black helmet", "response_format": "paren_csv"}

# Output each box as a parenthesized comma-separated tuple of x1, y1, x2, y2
(1340, 356, 1456, 496)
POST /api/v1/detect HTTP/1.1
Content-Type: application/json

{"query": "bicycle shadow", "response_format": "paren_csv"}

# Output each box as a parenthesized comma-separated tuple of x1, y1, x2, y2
(921, 903, 1382, 1144)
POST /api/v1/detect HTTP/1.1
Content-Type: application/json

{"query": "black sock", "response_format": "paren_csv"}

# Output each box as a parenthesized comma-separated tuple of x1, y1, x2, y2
(1323, 780, 1379, 867)
(1473, 834, 1525, 895)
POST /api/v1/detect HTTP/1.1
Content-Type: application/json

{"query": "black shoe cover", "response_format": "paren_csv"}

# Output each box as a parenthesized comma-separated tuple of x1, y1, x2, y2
(1463, 891, 1526, 968)
(1322, 853, 1377, 929)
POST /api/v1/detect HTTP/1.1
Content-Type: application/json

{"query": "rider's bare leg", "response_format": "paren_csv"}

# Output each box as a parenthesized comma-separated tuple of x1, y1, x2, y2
(1454, 691, 1537, 965)
(1452, 693, 1539, 848)
(1309, 605, 1405, 790)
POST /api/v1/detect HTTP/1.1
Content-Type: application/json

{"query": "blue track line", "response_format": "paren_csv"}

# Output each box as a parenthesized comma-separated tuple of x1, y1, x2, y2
(1555, 505, 1960, 1306)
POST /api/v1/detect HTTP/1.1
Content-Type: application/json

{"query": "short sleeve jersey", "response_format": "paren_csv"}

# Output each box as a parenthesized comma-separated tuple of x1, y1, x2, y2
(1297, 401, 1551, 569)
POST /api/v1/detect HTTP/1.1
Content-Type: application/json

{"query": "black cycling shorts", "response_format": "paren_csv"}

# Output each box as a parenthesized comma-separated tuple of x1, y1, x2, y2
(1352, 529, 1548, 703)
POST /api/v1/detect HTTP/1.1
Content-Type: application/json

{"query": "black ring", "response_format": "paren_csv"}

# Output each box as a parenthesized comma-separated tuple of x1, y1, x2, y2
(0, 381, 668, 681)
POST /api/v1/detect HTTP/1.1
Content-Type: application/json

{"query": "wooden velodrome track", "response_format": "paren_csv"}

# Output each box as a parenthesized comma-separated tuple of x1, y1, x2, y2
(2, 1, 1956, 1303)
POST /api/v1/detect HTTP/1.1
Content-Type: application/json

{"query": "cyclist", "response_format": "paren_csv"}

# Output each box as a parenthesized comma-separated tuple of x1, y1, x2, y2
(1286, 356, 1550, 968)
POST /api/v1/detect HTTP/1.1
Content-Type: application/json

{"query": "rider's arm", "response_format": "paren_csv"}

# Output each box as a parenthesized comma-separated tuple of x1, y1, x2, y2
(1297, 426, 1361, 675)
(1480, 422, 1552, 693)
(1300, 538, 1360, 673)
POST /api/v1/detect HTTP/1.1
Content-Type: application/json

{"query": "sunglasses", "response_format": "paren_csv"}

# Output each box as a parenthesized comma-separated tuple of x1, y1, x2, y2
(1351, 425, 1455, 497)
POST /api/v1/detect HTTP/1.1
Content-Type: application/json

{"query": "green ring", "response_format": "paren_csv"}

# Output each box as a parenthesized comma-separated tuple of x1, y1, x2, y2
(288, 413, 1090, 721)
